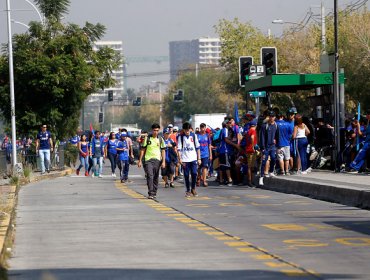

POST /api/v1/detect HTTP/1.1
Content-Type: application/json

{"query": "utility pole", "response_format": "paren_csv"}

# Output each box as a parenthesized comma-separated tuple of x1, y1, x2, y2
(333, 0, 340, 171)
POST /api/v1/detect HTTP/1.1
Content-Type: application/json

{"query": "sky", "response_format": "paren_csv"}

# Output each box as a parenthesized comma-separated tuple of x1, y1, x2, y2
(0, 0, 368, 90)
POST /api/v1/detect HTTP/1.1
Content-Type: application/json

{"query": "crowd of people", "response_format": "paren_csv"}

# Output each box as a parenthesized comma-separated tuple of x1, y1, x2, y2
(1, 107, 368, 199)
(135, 107, 369, 199)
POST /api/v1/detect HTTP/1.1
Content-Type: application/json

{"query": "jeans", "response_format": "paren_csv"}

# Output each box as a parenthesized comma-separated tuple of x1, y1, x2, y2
(77, 155, 89, 172)
(92, 156, 103, 175)
(183, 161, 198, 192)
(119, 160, 130, 180)
(108, 152, 117, 173)
(296, 137, 309, 171)
(261, 146, 276, 177)
(350, 142, 369, 171)
(39, 149, 50, 173)
(144, 159, 161, 196)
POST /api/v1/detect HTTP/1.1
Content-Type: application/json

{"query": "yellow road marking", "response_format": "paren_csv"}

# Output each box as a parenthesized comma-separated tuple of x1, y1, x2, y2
(186, 196, 212, 200)
(224, 241, 251, 247)
(186, 223, 205, 227)
(308, 223, 339, 230)
(237, 248, 259, 253)
(251, 254, 274, 260)
(245, 195, 271, 199)
(284, 239, 329, 249)
(264, 262, 290, 268)
(263, 224, 308, 231)
(216, 236, 237, 241)
(166, 213, 185, 217)
(219, 203, 245, 207)
(196, 227, 214, 231)
(251, 202, 283, 206)
(335, 238, 370, 246)
(186, 204, 210, 208)
(204, 231, 225, 236)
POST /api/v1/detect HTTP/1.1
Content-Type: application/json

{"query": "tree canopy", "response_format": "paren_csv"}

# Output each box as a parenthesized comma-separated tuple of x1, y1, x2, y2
(0, 0, 120, 138)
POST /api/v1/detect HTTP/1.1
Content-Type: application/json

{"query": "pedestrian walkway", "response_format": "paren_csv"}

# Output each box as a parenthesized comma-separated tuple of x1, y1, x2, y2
(257, 170, 370, 209)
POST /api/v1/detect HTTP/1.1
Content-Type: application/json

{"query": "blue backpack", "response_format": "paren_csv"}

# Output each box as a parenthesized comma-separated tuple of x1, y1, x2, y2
(212, 130, 222, 145)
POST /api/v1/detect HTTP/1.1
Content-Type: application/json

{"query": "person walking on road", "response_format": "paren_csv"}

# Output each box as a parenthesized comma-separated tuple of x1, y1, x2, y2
(162, 128, 177, 188)
(177, 122, 201, 197)
(197, 123, 212, 187)
(107, 132, 119, 177)
(138, 123, 166, 199)
(36, 124, 53, 174)
(117, 132, 130, 183)
(76, 134, 89, 176)
(293, 114, 310, 174)
(90, 130, 106, 178)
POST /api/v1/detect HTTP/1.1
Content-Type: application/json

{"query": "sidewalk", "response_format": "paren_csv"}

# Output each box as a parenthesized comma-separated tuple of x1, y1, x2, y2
(0, 168, 72, 268)
(254, 170, 370, 210)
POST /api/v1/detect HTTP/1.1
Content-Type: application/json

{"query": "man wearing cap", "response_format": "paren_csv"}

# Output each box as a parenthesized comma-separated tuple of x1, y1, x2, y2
(162, 128, 177, 188)
(259, 111, 280, 186)
(276, 113, 294, 175)
(117, 132, 130, 183)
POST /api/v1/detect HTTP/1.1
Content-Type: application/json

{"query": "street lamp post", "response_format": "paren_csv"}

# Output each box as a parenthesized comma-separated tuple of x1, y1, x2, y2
(6, 0, 17, 168)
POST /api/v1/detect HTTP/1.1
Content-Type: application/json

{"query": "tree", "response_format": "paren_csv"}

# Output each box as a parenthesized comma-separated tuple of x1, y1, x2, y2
(0, 0, 121, 139)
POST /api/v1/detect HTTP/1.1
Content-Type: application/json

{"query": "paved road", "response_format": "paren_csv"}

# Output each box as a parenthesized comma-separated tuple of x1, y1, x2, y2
(8, 165, 370, 280)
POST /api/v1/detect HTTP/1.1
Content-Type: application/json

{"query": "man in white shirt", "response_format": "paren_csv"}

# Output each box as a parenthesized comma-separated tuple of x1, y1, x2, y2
(177, 122, 201, 197)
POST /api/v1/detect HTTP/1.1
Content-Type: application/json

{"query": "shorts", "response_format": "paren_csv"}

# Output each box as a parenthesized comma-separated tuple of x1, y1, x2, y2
(246, 153, 257, 167)
(219, 153, 231, 170)
(161, 161, 175, 177)
(200, 157, 209, 169)
(277, 146, 291, 161)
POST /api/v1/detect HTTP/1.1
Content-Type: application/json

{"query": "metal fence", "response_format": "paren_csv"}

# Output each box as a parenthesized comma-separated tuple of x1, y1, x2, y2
(0, 144, 66, 175)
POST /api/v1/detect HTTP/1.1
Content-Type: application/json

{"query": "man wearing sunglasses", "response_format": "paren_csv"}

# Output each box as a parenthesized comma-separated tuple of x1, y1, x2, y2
(36, 125, 53, 174)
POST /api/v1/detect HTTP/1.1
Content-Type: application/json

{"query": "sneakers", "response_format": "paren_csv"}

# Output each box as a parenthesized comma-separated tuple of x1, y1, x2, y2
(121, 179, 126, 183)
(98, 174, 103, 178)
(247, 182, 257, 188)
(76, 169, 80, 176)
(264, 173, 270, 178)
(165, 183, 169, 188)
(148, 195, 154, 199)
(191, 189, 198, 197)
(227, 180, 233, 187)
(203, 182, 208, 187)
(285, 171, 291, 176)
(259, 177, 264, 186)
(269, 172, 276, 177)
(185, 192, 192, 198)
(306, 167, 312, 173)
(47, 169, 50, 173)
(85, 171, 89, 176)
(169, 182, 175, 188)
(301, 171, 308, 175)
(347, 169, 359, 174)
(112, 173, 116, 177)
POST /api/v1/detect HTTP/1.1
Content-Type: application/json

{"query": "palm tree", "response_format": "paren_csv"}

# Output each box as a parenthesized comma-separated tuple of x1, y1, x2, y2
(34, 0, 70, 20)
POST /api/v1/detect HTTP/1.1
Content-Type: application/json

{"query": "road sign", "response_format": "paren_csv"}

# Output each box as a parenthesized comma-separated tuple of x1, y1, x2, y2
(249, 91, 266, 98)
(248, 65, 265, 80)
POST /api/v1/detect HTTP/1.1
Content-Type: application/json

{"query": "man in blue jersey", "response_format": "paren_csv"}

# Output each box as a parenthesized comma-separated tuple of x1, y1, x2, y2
(117, 132, 130, 183)
(90, 130, 106, 178)
(36, 124, 53, 174)
(162, 128, 177, 188)
(197, 123, 212, 187)
(276, 113, 293, 175)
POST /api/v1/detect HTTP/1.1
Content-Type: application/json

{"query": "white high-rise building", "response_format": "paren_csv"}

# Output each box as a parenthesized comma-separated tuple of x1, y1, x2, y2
(169, 37, 221, 81)
(92, 41, 124, 100)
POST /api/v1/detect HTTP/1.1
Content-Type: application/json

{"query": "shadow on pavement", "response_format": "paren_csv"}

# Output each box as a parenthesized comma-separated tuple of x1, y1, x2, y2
(7, 268, 356, 280)
(325, 220, 370, 236)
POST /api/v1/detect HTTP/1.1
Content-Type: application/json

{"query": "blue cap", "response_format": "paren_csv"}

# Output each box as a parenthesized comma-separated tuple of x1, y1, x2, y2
(120, 132, 127, 137)
(163, 128, 170, 134)
(249, 119, 257, 126)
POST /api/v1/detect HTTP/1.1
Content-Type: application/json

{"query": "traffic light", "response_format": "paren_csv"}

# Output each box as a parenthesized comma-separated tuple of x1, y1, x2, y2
(261, 47, 277, 75)
(238, 56, 253, 87)
(174, 89, 184, 102)
(132, 97, 142, 106)
(98, 112, 104, 124)
(108, 90, 113, 101)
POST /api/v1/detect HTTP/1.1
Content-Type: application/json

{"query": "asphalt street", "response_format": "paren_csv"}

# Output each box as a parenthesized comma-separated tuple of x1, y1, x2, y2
(7, 165, 370, 280)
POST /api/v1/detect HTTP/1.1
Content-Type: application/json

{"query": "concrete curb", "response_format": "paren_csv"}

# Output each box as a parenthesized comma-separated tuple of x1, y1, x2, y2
(0, 168, 73, 268)
(253, 176, 370, 210)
